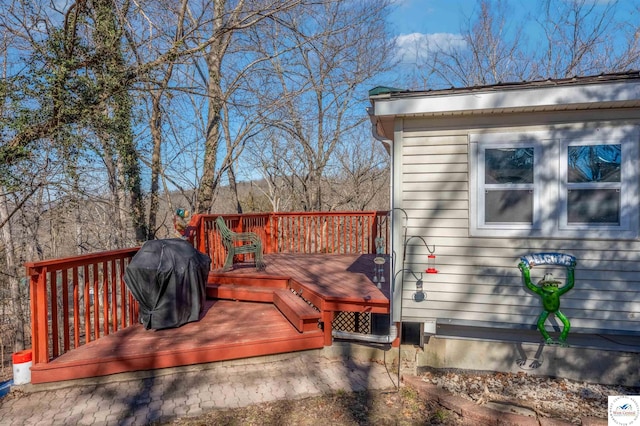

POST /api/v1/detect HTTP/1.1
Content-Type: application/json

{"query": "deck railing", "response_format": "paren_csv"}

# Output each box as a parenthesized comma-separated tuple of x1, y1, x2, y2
(191, 211, 390, 269)
(26, 211, 389, 365)
(25, 248, 140, 365)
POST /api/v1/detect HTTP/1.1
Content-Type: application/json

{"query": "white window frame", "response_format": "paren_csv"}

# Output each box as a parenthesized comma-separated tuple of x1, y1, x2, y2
(476, 142, 540, 230)
(470, 126, 639, 240)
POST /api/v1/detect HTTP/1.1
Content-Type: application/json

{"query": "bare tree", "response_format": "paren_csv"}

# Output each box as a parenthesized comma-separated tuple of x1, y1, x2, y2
(0, 1, 47, 351)
(0, 192, 26, 351)
(326, 135, 390, 211)
(248, 0, 395, 211)
(419, 0, 529, 87)
(193, 0, 301, 214)
(244, 130, 296, 212)
(534, 0, 640, 78)
(142, 0, 189, 239)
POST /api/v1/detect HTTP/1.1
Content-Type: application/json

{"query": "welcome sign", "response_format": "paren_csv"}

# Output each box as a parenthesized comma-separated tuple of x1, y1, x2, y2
(520, 253, 576, 268)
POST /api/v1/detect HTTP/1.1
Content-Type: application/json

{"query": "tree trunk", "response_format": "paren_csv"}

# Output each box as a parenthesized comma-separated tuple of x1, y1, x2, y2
(148, 90, 163, 240)
(0, 190, 25, 351)
(93, 0, 147, 244)
(198, 54, 224, 214)
(103, 143, 125, 248)
(228, 166, 243, 214)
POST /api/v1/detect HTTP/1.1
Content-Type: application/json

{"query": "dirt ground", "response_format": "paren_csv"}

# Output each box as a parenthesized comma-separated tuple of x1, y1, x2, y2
(161, 387, 463, 426)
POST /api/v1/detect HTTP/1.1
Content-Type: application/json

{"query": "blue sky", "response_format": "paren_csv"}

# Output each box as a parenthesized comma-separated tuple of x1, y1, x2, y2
(386, 0, 530, 77)
(382, 0, 640, 89)
(388, 0, 638, 35)
(389, 0, 479, 35)
(387, 0, 639, 64)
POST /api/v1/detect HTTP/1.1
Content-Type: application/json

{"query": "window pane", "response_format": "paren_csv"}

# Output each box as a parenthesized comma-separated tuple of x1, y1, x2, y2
(568, 145, 621, 183)
(568, 189, 620, 224)
(485, 148, 534, 184)
(485, 190, 533, 223)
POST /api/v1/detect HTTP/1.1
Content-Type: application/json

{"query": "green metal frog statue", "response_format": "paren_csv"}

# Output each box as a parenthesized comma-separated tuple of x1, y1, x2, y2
(518, 253, 577, 346)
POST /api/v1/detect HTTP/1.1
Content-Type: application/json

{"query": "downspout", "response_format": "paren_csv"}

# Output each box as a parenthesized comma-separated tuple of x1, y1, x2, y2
(331, 109, 397, 344)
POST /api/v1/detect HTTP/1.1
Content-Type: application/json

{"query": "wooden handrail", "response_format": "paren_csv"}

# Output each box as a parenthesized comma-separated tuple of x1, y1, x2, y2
(25, 247, 140, 273)
(27, 211, 389, 366)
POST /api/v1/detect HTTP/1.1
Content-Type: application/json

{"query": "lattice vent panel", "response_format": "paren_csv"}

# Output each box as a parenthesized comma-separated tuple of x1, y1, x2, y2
(332, 312, 371, 334)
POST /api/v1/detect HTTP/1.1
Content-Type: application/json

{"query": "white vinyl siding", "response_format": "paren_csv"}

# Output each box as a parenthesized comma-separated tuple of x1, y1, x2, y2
(394, 116, 640, 335)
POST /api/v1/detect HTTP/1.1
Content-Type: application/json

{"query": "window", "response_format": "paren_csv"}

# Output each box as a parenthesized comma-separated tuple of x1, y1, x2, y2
(470, 127, 639, 239)
(483, 147, 534, 224)
(566, 144, 621, 224)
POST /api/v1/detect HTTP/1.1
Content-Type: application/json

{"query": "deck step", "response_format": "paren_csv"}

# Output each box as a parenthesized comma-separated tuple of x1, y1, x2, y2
(207, 273, 289, 289)
(206, 284, 275, 303)
(273, 289, 321, 333)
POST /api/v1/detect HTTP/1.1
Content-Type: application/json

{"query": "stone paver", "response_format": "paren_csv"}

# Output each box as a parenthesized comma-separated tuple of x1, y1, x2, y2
(0, 352, 398, 425)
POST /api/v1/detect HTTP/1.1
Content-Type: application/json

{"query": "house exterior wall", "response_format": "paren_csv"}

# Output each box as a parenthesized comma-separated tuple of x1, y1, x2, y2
(392, 110, 640, 335)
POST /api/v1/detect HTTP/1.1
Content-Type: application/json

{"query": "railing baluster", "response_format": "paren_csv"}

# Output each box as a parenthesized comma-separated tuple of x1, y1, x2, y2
(296, 216, 301, 253)
(50, 270, 59, 358)
(314, 216, 318, 253)
(102, 261, 108, 336)
(288, 216, 292, 252)
(73, 267, 80, 349)
(309, 215, 313, 252)
(353, 215, 357, 253)
(308, 215, 311, 253)
(336, 215, 339, 253)
(83, 264, 91, 344)
(62, 269, 70, 352)
(292, 216, 296, 252)
(120, 258, 127, 329)
(332, 216, 337, 253)
(360, 215, 364, 252)
(299, 216, 303, 253)
(110, 258, 117, 333)
(128, 293, 135, 326)
(93, 262, 100, 339)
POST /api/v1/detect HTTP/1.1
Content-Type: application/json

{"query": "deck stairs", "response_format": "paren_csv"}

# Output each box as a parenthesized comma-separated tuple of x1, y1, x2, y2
(206, 276, 322, 334)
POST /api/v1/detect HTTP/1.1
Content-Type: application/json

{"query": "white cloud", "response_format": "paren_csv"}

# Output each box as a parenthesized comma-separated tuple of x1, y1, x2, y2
(394, 32, 466, 63)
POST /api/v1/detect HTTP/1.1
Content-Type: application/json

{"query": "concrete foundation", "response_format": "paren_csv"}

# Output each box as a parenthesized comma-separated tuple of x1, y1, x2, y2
(329, 324, 640, 387)
(413, 336, 639, 387)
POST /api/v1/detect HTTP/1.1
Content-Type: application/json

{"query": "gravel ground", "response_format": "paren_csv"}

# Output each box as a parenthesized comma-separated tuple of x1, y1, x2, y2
(420, 368, 640, 424)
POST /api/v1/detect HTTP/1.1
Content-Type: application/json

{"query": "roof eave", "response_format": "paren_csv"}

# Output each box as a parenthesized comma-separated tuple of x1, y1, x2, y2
(371, 80, 640, 117)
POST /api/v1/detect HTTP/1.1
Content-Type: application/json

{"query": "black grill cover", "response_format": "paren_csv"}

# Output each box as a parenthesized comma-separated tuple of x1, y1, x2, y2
(124, 239, 211, 330)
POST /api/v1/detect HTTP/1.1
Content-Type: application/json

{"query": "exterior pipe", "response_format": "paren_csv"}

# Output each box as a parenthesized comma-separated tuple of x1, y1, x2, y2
(331, 324, 398, 343)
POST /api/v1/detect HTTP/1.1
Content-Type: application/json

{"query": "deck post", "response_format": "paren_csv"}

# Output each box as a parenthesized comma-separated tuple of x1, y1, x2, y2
(322, 311, 334, 346)
(197, 215, 207, 254)
(265, 213, 274, 254)
(28, 265, 49, 364)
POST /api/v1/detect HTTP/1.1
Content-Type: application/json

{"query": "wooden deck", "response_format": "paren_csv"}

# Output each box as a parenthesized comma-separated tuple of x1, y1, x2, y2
(31, 254, 390, 384)
(209, 253, 390, 312)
